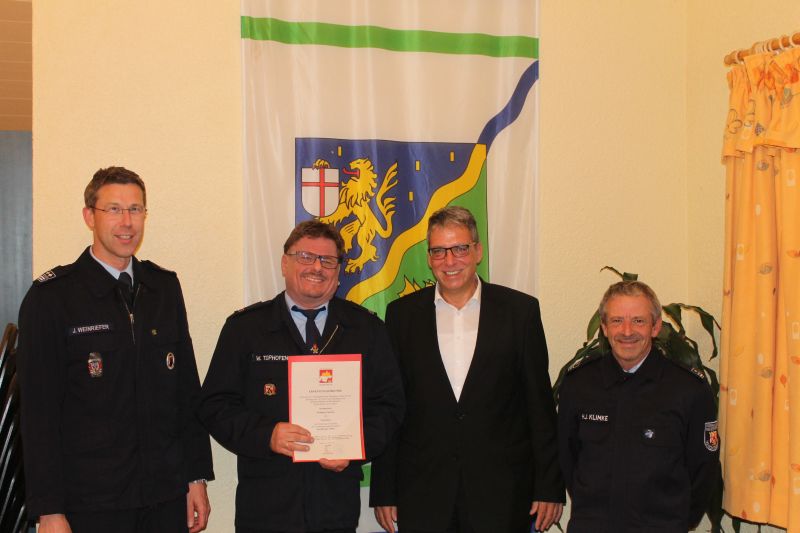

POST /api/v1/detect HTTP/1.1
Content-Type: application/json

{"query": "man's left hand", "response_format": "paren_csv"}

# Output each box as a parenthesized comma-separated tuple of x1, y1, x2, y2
(187, 482, 211, 532)
(529, 501, 563, 532)
(319, 458, 349, 472)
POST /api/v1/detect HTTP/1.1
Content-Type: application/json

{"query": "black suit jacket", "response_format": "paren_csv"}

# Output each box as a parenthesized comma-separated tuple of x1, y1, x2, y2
(370, 281, 564, 532)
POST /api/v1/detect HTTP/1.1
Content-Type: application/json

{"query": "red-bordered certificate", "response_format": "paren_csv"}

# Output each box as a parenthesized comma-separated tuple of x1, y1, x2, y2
(288, 353, 365, 462)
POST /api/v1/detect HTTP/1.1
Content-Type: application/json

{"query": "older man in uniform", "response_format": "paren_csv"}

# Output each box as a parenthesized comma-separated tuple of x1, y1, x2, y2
(17, 166, 214, 533)
(558, 280, 719, 532)
(198, 220, 405, 533)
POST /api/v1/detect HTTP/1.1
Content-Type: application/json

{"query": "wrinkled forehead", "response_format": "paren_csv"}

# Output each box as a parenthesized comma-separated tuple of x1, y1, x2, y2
(604, 294, 656, 318)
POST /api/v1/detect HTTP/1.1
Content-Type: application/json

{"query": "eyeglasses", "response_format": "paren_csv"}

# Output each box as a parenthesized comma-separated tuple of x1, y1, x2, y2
(427, 243, 477, 260)
(92, 205, 148, 217)
(286, 250, 342, 269)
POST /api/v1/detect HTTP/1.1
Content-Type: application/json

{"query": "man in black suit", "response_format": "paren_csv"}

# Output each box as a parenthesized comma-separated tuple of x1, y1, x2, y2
(370, 206, 564, 533)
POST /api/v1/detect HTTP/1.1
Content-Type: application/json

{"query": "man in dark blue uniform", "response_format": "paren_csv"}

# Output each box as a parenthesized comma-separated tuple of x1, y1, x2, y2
(198, 220, 405, 533)
(17, 166, 214, 533)
(558, 280, 719, 532)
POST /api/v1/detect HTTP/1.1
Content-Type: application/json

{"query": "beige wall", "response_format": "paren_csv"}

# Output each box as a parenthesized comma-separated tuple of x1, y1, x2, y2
(32, 1, 800, 531)
(33, 1, 244, 525)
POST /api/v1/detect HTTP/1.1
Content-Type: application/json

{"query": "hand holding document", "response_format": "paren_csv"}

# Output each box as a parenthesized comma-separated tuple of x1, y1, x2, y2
(288, 354, 365, 462)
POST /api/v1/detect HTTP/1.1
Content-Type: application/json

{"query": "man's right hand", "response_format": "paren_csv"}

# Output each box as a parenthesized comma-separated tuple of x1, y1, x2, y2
(374, 506, 398, 533)
(269, 422, 313, 457)
(38, 514, 72, 533)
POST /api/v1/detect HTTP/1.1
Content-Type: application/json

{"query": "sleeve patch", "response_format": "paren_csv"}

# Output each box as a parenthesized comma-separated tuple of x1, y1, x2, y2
(704, 421, 719, 451)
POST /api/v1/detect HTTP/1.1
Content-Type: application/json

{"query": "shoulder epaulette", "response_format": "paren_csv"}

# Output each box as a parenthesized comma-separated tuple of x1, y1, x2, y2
(566, 352, 603, 374)
(33, 264, 72, 285)
(666, 358, 707, 381)
(140, 259, 176, 275)
(230, 300, 272, 318)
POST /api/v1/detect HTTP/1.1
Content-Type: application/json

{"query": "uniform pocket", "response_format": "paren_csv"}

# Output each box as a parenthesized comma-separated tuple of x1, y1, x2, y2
(246, 360, 289, 414)
(640, 424, 682, 447)
(65, 333, 120, 409)
(148, 326, 180, 371)
(578, 422, 611, 442)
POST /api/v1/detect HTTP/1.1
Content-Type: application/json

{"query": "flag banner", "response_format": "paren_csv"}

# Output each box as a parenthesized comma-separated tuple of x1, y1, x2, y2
(294, 138, 490, 311)
(242, 1, 538, 529)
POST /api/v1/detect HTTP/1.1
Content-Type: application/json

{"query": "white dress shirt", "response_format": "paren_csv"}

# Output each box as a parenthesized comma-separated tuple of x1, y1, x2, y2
(434, 278, 481, 401)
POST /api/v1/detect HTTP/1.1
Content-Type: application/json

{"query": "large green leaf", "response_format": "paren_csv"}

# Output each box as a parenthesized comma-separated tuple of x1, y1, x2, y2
(599, 266, 639, 282)
(676, 303, 721, 359)
(586, 311, 601, 342)
(703, 364, 721, 405)
(662, 303, 685, 335)
(600, 266, 625, 279)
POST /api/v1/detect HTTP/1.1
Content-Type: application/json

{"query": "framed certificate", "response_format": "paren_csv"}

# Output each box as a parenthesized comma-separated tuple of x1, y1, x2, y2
(288, 353, 365, 462)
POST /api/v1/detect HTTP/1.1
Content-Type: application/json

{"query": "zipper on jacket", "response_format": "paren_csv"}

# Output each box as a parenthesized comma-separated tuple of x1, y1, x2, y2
(119, 284, 140, 344)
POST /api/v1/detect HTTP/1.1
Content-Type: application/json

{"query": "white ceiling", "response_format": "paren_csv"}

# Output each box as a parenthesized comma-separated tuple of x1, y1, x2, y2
(0, 0, 31, 131)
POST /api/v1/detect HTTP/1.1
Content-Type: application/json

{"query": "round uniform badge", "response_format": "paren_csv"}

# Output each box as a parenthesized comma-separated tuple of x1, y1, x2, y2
(264, 383, 277, 396)
(166, 352, 175, 370)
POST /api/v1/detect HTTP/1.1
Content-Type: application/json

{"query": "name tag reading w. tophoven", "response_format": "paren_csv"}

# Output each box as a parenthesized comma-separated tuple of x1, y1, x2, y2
(288, 354, 365, 462)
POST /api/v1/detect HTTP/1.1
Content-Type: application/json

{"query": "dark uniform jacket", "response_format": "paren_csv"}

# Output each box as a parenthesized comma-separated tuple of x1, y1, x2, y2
(558, 350, 720, 533)
(369, 282, 564, 533)
(17, 248, 214, 518)
(197, 293, 405, 532)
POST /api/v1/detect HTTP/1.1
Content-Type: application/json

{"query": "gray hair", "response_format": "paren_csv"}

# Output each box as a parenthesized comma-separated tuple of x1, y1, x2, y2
(599, 280, 662, 323)
(427, 206, 480, 243)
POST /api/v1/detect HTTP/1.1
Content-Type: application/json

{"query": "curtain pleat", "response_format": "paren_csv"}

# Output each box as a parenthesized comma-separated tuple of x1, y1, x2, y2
(721, 48, 800, 531)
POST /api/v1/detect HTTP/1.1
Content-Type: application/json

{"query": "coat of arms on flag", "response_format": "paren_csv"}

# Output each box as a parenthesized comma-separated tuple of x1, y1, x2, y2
(300, 162, 339, 218)
(295, 139, 489, 314)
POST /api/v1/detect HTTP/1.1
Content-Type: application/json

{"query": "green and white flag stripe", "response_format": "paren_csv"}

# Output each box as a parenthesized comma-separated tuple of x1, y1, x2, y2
(241, 16, 538, 58)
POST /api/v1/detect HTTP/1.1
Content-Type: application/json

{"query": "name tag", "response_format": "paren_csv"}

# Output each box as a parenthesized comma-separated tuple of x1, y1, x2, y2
(581, 413, 609, 422)
(68, 323, 113, 336)
(251, 354, 289, 363)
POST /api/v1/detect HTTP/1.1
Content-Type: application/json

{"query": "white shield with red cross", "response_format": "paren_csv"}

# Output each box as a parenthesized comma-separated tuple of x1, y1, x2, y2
(301, 166, 340, 217)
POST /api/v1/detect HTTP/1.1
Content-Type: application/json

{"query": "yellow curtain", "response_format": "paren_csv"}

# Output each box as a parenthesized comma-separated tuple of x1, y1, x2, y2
(721, 48, 800, 530)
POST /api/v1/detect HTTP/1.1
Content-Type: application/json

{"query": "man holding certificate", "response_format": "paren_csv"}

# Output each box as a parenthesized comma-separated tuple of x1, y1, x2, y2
(198, 220, 405, 533)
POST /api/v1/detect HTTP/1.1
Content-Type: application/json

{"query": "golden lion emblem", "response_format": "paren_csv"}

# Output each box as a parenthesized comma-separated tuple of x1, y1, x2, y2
(316, 157, 398, 273)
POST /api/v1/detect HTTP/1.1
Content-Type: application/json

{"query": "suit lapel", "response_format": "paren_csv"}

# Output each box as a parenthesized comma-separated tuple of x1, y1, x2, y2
(458, 281, 503, 406)
(417, 289, 459, 405)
